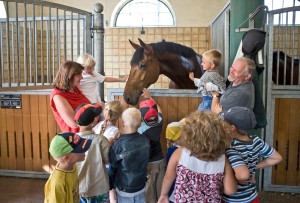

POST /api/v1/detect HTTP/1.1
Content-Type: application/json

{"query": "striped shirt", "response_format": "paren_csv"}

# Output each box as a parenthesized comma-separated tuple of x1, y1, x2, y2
(223, 135, 275, 203)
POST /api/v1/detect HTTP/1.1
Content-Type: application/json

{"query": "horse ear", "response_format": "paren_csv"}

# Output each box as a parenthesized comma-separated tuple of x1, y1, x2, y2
(129, 39, 141, 50)
(138, 38, 153, 55)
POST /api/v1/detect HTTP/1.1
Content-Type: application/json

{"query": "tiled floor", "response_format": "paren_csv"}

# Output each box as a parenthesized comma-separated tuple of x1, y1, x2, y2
(0, 176, 46, 203)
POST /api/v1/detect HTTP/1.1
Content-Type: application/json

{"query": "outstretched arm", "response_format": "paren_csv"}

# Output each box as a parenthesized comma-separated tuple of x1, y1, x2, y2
(158, 147, 181, 203)
(141, 88, 162, 113)
(104, 75, 128, 82)
(256, 150, 282, 169)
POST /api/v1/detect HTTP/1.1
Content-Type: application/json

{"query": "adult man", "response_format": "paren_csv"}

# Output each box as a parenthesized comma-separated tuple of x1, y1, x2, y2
(209, 57, 256, 114)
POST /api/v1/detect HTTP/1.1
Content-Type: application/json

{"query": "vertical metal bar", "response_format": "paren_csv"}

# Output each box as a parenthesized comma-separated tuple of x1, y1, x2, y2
(283, 12, 288, 85)
(16, 1, 20, 86)
(83, 15, 86, 53)
(63, 10, 67, 61)
(77, 14, 80, 56)
(29, 21, 32, 83)
(34, 4, 38, 85)
(5, 2, 11, 86)
(41, 5, 44, 84)
(0, 23, 2, 87)
(276, 14, 281, 85)
(56, 8, 60, 66)
(24, 1, 28, 85)
(11, 22, 15, 83)
(47, 6, 51, 83)
(52, 20, 55, 81)
(290, 11, 295, 85)
(71, 11, 73, 60)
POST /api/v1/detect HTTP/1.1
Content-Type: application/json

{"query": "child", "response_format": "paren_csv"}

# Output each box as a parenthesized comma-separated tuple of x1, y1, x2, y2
(44, 132, 92, 203)
(158, 111, 237, 203)
(109, 107, 150, 203)
(137, 88, 164, 203)
(221, 106, 282, 203)
(74, 103, 111, 203)
(77, 53, 128, 103)
(165, 119, 185, 203)
(92, 100, 124, 203)
(93, 100, 124, 144)
(189, 49, 226, 110)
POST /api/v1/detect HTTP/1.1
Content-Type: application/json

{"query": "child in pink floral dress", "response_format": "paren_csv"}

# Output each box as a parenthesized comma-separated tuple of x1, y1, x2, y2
(158, 111, 237, 203)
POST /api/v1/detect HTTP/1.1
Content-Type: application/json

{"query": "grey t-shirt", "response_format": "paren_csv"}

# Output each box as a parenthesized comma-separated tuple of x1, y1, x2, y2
(220, 81, 255, 111)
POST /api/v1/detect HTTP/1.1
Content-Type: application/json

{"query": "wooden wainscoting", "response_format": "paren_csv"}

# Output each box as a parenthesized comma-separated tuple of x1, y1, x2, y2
(272, 98, 300, 186)
(0, 94, 58, 173)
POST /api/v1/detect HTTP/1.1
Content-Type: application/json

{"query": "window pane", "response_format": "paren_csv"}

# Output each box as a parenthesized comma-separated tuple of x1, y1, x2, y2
(115, 0, 174, 27)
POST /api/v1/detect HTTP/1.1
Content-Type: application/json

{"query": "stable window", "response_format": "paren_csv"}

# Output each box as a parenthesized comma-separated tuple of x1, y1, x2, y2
(112, 0, 175, 27)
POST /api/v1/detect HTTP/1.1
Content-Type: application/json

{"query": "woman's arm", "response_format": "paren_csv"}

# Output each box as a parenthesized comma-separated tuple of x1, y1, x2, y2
(53, 95, 78, 129)
(223, 157, 238, 195)
(158, 147, 181, 203)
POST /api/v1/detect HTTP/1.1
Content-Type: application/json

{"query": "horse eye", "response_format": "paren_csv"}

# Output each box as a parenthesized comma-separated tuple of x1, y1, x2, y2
(139, 63, 147, 69)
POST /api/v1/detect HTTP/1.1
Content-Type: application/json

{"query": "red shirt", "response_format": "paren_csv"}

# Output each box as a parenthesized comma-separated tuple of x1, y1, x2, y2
(50, 86, 90, 133)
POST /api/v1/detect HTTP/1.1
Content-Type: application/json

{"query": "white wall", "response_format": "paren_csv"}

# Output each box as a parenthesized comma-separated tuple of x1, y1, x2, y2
(47, 0, 229, 27)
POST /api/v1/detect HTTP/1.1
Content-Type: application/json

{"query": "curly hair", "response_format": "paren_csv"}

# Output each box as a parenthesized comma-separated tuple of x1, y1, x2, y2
(53, 61, 84, 91)
(177, 111, 232, 161)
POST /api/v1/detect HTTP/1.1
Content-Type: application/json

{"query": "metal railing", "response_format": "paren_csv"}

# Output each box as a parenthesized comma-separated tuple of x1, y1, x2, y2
(0, 0, 92, 88)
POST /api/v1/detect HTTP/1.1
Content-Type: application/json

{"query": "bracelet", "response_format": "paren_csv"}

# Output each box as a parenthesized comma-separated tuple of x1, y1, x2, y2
(213, 95, 219, 98)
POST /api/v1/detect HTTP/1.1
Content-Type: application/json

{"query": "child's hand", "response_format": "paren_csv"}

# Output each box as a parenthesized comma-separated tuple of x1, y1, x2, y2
(121, 75, 129, 82)
(189, 72, 194, 81)
(142, 88, 152, 99)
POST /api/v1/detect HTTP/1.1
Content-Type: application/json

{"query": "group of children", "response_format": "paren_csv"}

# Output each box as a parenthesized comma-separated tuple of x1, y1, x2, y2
(45, 52, 282, 203)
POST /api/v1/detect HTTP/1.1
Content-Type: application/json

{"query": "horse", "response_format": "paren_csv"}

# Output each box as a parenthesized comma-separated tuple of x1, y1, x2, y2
(123, 38, 203, 105)
(272, 51, 299, 85)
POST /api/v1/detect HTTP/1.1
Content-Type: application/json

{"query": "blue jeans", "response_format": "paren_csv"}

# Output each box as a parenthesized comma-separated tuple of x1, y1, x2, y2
(80, 192, 109, 203)
(197, 96, 212, 111)
(117, 191, 145, 203)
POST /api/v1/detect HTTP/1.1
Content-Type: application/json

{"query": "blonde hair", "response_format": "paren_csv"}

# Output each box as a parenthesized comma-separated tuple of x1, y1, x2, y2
(99, 100, 124, 137)
(53, 61, 84, 91)
(203, 49, 222, 68)
(122, 107, 141, 129)
(77, 53, 96, 69)
(177, 111, 232, 161)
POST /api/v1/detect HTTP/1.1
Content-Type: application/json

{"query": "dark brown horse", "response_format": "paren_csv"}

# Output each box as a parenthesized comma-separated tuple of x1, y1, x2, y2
(272, 51, 299, 85)
(123, 38, 203, 105)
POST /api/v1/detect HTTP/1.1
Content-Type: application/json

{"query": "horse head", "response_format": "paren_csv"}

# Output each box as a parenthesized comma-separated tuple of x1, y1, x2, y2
(123, 38, 161, 105)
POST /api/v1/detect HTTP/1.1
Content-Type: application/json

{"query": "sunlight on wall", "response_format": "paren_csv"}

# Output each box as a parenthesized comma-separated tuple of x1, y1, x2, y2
(0, 1, 6, 18)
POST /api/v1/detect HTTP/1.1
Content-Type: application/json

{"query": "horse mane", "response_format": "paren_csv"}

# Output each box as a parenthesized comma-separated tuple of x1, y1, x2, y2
(130, 41, 198, 65)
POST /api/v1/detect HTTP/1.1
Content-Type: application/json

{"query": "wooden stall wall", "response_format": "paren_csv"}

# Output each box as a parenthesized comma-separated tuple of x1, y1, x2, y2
(0, 94, 58, 173)
(272, 98, 300, 186)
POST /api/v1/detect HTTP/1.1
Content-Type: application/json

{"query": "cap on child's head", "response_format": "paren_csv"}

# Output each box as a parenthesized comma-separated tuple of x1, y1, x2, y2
(222, 106, 256, 132)
(74, 103, 102, 126)
(49, 132, 92, 158)
(166, 118, 186, 141)
(139, 99, 159, 126)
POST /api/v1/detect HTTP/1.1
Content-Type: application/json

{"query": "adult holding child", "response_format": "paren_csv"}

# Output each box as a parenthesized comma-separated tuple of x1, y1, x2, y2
(50, 61, 90, 133)
(209, 57, 256, 114)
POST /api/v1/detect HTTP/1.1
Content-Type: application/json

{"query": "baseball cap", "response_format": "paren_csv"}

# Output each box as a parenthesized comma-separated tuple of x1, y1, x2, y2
(222, 106, 257, 132)
(74, 103, 102, 126)
(166, 119, 186, 141)
(49, 132, 92, 158)
(139, 99, 159, 126)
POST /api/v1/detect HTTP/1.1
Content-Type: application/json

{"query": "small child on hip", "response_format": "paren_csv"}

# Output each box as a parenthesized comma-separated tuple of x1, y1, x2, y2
(189, 49, 226, 111)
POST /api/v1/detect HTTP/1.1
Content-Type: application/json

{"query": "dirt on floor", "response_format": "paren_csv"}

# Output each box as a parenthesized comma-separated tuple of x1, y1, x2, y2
(259, 191, 300, 203)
